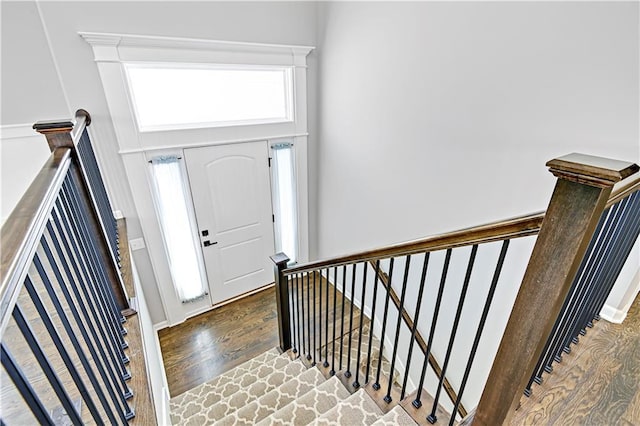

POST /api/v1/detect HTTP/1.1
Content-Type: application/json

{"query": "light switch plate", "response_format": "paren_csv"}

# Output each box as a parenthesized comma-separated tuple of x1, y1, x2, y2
(129, 238, 146, 251)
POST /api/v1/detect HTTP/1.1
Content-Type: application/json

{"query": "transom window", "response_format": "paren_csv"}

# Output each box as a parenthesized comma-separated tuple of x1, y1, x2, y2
(125, 64, 293, 132)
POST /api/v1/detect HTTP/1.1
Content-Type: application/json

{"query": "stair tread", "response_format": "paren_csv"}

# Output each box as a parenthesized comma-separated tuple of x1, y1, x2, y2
(170, 349, 288, 423)
(256, 375, 350, 426)
(317, 322, 398, 386)
(372, 405, 419, 426)
(310, 388, 384, 426)
(169, 347, 279, 406)
(216, 367, 326, 426)
(178, 358, 306, 425)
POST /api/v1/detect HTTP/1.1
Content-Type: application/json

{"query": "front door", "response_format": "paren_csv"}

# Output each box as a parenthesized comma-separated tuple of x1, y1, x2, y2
(184, 141, 275, 305)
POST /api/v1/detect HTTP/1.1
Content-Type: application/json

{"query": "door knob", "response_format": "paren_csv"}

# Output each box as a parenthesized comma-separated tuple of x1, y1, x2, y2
(203, 240, 218, 247)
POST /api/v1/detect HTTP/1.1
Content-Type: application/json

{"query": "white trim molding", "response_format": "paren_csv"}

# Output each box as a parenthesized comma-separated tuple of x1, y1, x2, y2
(79, 32, 313, 59)
(599, 304, 627, 324)
(0, 123, 42, 140)
(82, 31, 314, 326)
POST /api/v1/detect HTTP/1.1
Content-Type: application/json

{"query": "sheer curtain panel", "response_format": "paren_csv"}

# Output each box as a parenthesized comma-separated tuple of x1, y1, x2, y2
(149, 156, 208, 303)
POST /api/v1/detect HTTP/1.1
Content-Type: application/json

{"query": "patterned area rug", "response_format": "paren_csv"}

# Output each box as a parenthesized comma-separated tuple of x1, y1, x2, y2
(169, 347, 419, 425)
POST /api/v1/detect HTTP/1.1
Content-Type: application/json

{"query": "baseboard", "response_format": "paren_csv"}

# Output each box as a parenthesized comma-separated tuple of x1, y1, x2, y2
(153, 321, 169, 331)
(599, 304, 627, 324)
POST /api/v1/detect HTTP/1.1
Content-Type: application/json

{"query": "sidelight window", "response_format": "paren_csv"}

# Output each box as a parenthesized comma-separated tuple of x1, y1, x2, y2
(149, 156, 208, 303)
(271, 142, 298, 264)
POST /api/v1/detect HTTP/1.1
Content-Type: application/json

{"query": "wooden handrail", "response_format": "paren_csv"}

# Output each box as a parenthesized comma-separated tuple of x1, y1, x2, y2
(607, 172, 640, 208)
(285, 160, 638, 279)
(284, 211, 544, 276)
(0, 148, 72, 337)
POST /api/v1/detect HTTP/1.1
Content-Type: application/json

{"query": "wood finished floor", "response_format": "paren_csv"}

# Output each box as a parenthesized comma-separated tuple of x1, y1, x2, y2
(512, 293, 640, 425)
(159, 275, 362, 397)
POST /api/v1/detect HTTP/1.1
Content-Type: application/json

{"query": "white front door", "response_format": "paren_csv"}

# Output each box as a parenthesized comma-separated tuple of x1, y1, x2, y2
(184, 141, 275, 305)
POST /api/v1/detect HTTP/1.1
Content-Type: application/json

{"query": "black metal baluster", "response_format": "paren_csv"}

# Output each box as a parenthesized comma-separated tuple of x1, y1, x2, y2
(373, 258, 395, 391)
(306, 272, 312, 361)
(353, 262, 368, 389)
(527, 203, 613, 391)
(384, 255, 411, 403)
(23, 275, 132, 423)
(580, 193, 640, 334)
(324, 267, 330, 368)
(300, 272, 307, 357)
(402, 253, 430, 399)
(345, 263, 357, 378)
(67, 170, 124, 328)
(313, 270, 322, 365)
(38, 235, 123, 424)
(299, 274, 304, 355)
(331, 267, 338, 375)
(428, 245, 478, 424)
(67, 175, 126, 331)
(12, 305, 84, 426)
(589, 193, 640, 323)
(562, 203, 621, 354)
(54, 197, 131, 387)
(365, 260, 381, 384)
(289, 274, 298, 354)
(60, 184, 130, 376)
(33, 253, 135, 419)
(339, 265, 347, 371)
(1, 344, 55, 425)
(546, 202, 619, 368)
(450, 241, 509, 425)
(63, 177, 126, 340)
(46, 216, 127, 423)
(294, 273, 301, 355)
(312, 271, 317, 363)
(35, 249, 133, 407)
(414, 249, 451, 408)
(78, 131, 118, 260)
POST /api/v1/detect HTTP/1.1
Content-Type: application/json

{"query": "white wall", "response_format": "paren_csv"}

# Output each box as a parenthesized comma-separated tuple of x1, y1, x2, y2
(0, 1, 69, 223)
(316, 2, 639, 321)
(0, 1, 68, 124)
(1, 1, 319, 325)
(0, 127, 51, 223)
(315, 0, 639, 411)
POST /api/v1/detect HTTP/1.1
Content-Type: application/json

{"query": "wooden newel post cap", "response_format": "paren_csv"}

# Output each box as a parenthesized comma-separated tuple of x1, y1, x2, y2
(32, 120, 74, 134)
(33, 119, 75, 151)
(547, 153, 639, 188)
(270, 252, 290, 266)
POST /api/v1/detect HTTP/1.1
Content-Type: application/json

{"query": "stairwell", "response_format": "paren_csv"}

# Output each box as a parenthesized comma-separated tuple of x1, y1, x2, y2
(168, 323, 447, 425)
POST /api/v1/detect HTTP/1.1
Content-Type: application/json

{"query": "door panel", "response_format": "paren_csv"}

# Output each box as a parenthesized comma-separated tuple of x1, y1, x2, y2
(185, 141, 275, 305)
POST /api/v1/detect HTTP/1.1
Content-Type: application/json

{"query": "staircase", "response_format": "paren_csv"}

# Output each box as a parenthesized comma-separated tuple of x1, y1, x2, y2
(169, 346, 419, 426)
(169, 321, 440, 426)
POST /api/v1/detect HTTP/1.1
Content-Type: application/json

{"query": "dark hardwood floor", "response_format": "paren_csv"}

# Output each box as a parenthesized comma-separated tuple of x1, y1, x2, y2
(159, 275, 361, 397)
(158, 286, 280, 397)
(512, 293, 640, 425)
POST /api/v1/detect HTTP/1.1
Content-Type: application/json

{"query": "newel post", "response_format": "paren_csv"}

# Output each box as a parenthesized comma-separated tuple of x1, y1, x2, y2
(471, 153, 639, 425)
(271, 253, 291, 352)
(33, 113, 134, 316)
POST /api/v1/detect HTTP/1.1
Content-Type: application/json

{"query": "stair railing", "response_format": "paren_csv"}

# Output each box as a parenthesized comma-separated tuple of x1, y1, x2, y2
(471, 154, 640, 425)
(0, 111, 139, 424)
(272, 153, 640, 425)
